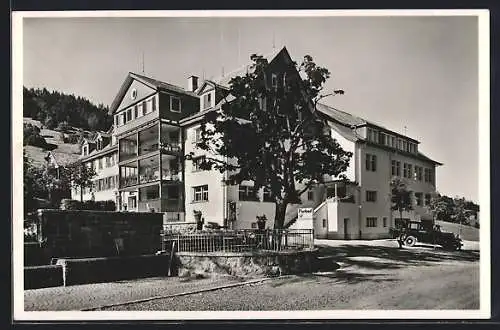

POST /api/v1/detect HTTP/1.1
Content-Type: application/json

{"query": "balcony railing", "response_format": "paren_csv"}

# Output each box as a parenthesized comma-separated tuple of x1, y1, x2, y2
(162, 170, 181, 181)
(160, 142, 182, 153)
(120, 177, 138, 188)
(138, 199, 161, 212)
(140, 170, 160, 184)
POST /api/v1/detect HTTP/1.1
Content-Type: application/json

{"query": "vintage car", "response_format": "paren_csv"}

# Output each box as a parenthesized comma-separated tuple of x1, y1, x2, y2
(390, 221, 463, 251)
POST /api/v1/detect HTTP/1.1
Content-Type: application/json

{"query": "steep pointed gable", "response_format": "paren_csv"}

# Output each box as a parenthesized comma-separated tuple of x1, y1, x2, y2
(109, 73, 157, 115)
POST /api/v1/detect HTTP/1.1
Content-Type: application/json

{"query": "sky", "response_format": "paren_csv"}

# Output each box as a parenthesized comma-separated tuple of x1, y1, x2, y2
(21, 13, 481, 202)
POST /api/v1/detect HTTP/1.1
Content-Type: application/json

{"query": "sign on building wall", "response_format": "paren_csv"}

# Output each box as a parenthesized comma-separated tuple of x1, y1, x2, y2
(297, 207, 314, 230)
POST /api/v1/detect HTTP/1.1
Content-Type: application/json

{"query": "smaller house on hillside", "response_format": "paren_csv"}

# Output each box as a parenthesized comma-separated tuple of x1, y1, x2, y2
(44, 151, 81, 180)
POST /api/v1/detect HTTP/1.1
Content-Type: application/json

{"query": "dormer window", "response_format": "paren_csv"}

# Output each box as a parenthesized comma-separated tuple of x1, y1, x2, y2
(96, 139, 102, 151)
(170, 96, 181, 113)
(202, 92, 212, 110)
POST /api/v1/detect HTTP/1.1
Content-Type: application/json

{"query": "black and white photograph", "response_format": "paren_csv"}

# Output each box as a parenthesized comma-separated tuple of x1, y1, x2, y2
(12, 10, 490, 320)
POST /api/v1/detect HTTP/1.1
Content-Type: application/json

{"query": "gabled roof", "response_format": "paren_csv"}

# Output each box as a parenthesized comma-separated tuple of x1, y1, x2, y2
(109, 72, 197, 115)
(211, 47, 289, 88)
(46, 151, 81, 168)
(316, 103, 419, 143)
(316, 103, 366, 127)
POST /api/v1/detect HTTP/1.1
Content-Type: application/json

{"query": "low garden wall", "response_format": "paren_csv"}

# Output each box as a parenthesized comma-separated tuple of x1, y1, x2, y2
(56, 254, 170, 286)
(175, 248, 319, 278)
(25, 265, 64, 289)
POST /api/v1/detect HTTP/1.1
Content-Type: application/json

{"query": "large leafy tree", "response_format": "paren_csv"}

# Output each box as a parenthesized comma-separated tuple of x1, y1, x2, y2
(65, 161, 97, 202)
(390, 177, 413, 226)
(192, 52, 352, 229)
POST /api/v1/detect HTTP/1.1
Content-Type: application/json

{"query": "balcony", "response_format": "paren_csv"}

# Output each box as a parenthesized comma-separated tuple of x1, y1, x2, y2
(120, 176, 138, 188)
(162, 170, 181, 182)
(160, 142, 182, 154)
(138, 198, 161, 212)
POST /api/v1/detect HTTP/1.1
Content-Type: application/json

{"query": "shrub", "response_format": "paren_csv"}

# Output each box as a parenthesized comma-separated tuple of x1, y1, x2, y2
(23, 123, 49, 149)
(60, 198, 82, 210)
(60, 199, 115, 211)
(56, 121, 70, 133)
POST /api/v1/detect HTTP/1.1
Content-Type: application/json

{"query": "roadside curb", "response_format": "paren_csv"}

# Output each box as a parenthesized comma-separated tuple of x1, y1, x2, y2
(81, 276, 285, 311)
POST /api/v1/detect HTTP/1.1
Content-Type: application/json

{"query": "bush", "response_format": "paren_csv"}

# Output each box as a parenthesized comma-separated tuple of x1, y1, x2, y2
(60, 198, 82, 210)
(56, 121, 70, 133)
(60, 199, 115, 211)
(23, 123, 49, 149)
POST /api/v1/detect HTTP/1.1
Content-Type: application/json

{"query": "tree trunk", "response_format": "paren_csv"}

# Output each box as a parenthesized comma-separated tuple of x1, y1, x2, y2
(273, 202, 288, 229)
(80, 185, 83, 203)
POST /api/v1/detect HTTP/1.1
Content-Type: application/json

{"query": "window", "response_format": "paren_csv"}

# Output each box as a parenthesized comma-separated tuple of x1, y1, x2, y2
(134, 106, 138, 119)
(424, 193, 431, 206)
(408, 164, 413, 179)
(367, 128, 378, 142)
(114, 115, 118, 127)
(378, 132, 386, 145)
(120, 112, 126, 126)
(126, 109, 132, 123)
(322, 219, 327, 228)
(193, 127, 202, 143)
(415, 192, 423, 206)
(142, 101, 147, 115)
(98, 158, 103, 170)
(424, 168, 434, 184)
(202, 93, 212, 110)
(263, 188, 273, 202)
(383, 217, 388, 227)
(193, 185, 208, 202)
(170, 96, 181, 112)
(307, 190, 314, 201)
(366, 217, 377, 228)
(403, 163, 409, 178)
(366, 190, 377, 202)
(366, 154, 377, 172)
(391, 160, 397, 176)
(415, 166, 423, 181)
(192, 156, 206, 172)
(82, 145, 88, 156)
(152, 96, 157, 112)
(271, 73, 278, 88)
(239, 185, 258, 201)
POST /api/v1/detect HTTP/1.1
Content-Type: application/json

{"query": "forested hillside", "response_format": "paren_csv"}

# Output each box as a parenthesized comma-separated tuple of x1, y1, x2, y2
(23, 87, 112, 132)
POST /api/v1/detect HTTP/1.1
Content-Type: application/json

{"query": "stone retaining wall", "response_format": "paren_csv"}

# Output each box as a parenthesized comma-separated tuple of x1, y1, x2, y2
(175, 249, 318, 278)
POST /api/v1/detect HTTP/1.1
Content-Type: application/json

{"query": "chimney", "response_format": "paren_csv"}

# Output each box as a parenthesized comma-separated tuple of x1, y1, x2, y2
(187, 75, 199, 92)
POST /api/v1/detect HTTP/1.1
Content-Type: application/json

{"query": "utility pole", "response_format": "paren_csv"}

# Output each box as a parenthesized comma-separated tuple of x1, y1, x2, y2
(141, 51, 145, 74)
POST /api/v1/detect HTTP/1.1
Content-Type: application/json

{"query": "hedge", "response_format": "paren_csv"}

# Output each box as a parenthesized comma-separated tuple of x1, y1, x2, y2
(60, 199, 116, 211)
(25, 265, 64, 289)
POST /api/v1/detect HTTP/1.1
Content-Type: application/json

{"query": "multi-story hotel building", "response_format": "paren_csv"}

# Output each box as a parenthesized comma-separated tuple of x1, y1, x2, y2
(72, 47, 441, 239)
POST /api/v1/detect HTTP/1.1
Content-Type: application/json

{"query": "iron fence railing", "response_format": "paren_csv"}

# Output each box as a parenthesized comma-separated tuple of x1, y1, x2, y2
(161, 229, 314, 253)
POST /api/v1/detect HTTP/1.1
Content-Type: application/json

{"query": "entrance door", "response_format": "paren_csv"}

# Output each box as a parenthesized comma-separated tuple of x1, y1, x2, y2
(344, 218, 349, 240)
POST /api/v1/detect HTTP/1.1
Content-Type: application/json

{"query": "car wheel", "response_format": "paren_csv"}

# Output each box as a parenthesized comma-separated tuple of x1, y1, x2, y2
(405, 235, 417, 247)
